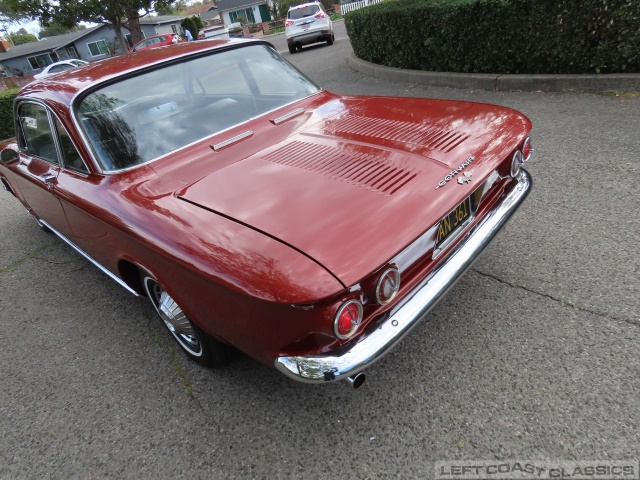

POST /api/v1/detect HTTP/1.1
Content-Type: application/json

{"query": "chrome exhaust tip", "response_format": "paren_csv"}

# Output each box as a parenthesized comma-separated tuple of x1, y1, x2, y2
(346, 372, 366, 389)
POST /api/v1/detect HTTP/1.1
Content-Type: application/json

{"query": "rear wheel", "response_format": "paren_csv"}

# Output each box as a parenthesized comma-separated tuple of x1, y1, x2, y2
(142, 274, 228, 366)
(327, 33, 334, 45)
(288, 44, 296, 54)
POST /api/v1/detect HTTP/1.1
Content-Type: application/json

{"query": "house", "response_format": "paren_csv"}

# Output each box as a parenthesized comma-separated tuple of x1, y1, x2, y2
(216, 0, 272, 25)
(182, 2, 221, 26)
(139, 15, 187, 37)
(0, 16, 185, 78)
(0, 26, 113, 77)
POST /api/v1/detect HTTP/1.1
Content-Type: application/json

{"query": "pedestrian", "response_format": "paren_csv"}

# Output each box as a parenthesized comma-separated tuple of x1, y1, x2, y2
(184, 29, 193, 42)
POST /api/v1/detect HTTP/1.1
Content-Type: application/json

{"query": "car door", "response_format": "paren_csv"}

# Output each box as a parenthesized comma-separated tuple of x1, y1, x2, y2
(11, 101, 73, 237)
(9, 101, 135, 290)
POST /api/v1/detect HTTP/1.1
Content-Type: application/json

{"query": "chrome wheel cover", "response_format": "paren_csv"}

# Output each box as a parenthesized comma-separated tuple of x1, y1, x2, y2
(144, 277, 203, 357)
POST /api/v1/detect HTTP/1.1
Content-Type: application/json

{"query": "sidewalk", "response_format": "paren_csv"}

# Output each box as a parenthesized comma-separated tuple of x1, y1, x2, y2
(347, 53, 640, 92)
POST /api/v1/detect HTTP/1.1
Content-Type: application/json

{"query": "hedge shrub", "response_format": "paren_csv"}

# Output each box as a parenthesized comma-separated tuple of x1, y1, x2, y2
(0, 88, 19, 141)
(345, 0, 640, 74)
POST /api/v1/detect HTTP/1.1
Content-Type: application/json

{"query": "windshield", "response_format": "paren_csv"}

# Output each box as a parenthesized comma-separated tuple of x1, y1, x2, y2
(76, 44, 320, 172)
(288, 4, 320, 19)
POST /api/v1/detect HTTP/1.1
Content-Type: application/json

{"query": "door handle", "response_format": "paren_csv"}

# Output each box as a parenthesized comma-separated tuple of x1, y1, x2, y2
(40, 173, 56, 186)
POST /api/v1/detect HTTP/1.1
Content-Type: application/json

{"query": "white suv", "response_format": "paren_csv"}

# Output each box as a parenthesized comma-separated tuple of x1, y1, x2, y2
(285, 2, 335, 54)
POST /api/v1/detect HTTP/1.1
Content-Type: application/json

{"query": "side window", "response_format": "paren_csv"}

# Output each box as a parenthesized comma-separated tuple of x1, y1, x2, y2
(54, 118, 89, 173)
(17, 103, 60, 165)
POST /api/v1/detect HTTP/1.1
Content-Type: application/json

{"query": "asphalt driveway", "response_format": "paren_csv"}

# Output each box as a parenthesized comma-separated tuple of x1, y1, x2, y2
(1, 24, 638, 479)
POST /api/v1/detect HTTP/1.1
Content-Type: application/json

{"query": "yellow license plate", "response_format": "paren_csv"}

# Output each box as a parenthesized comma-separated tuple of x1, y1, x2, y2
(435, 196, 474, 249)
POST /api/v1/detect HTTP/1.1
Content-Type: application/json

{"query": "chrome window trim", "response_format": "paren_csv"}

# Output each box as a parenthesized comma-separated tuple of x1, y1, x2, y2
(69, 40, 323, 175)
(51, 113, 91, 176)
(15, 98, 62, 167)
(15, 97, 93, 176)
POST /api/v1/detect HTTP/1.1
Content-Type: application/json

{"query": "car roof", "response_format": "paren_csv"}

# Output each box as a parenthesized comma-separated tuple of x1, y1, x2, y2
(48, 60, 82, 66)
(137, 33, 173, 41)
(288, 2, 321, 10)
(18, 38, 269, 105)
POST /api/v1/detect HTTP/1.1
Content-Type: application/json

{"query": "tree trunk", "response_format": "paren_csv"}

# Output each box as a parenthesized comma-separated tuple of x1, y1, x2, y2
(108, 22, 129, 54)
(123, 12, 144, 46)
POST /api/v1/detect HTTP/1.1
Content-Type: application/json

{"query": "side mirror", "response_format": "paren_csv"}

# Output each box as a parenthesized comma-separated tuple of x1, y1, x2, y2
(0, 148, 19, 164)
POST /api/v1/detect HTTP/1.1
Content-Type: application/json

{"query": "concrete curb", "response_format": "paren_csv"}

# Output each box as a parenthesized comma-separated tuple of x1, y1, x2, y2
(347, 53, 640, 92)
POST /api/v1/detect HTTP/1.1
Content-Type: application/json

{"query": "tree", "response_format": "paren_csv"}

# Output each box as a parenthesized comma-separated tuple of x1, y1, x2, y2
(191, 15, 203, 30)
(0, 0, 27, 23)
(269, 0, 299, 20)
(9, 27, 37, 44)
(2, 0, 176, 54)
(39, 23, 86, 38)
(156, 4, 175, 15)
(172, 0, 187, 13)
(180, 16, 196, 40)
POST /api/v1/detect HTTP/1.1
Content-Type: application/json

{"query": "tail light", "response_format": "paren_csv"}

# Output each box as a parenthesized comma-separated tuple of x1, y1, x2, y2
(334, 300, 363, 340)
(285, 19, 294, 26)
(315, 11, 327, 18)
(376, 268, 400, 305)
(522, 137, 533, 162)
(511, 150, 523, 177)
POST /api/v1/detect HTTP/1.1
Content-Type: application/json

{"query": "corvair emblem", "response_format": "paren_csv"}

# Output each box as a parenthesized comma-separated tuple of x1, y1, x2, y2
(458, 172, 473, 184)
(436, 157, 474, 189)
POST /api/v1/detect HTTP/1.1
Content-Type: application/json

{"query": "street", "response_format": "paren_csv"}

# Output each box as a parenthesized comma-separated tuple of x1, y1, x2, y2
(1, 21, 639, 479)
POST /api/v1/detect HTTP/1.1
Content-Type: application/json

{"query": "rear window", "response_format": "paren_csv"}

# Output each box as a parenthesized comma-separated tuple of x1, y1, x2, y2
(288, 4, 320, 19)
(75, 44, 320, 172)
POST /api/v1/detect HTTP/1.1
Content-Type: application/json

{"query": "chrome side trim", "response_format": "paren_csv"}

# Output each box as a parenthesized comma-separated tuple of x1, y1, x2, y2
(212, 130, 253, 151)
(274, 169, 532, 384)
(271, 108, 305, 125)
(40, 220, 140, 296)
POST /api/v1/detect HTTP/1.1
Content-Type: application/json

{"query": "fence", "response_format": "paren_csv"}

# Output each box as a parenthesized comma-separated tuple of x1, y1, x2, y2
(0, 75, 34, 92)
(340, 0, 385, 15)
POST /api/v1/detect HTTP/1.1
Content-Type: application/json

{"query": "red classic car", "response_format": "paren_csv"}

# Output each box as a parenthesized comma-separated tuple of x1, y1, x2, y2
(0, 39, 533, 388)
(128, 33, 180, 53)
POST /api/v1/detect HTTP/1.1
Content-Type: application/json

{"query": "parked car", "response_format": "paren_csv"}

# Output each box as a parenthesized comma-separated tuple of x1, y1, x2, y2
(33, 59, 88, 80)
(0, 39, 533, 389)
(227, 22, 244, 31)
(226, 22, 245, 38)
(198, 25, 230, 40)
(128, 33, 180, 53)
(285, 1, 334, 53)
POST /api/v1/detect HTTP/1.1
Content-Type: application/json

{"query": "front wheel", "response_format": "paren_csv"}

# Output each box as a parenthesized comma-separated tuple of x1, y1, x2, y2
(142, 274, 228, 366)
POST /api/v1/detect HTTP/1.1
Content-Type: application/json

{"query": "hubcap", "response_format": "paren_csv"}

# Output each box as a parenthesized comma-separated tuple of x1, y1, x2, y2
(145, 278, 203, 357)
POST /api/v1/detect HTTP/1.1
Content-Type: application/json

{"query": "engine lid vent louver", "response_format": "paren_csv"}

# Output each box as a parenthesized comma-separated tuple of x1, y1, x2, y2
(262, 141, 418, 196)
(325, 115, 469, 153)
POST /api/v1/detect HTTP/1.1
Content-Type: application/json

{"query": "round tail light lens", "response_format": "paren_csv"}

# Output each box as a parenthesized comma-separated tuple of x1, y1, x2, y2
(376, 267, 401, 305)
(510, 150, 523, 177)
(334, 300, 363, 340)
(522, 137, 533, 162)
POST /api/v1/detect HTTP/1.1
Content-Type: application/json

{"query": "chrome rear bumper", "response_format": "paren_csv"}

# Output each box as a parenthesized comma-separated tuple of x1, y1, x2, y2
(275, 170, 532, 384)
